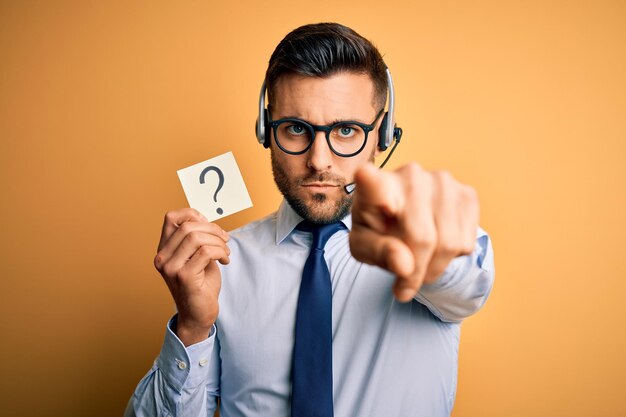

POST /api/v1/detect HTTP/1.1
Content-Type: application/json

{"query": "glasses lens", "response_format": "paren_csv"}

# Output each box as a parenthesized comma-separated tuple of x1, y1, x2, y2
(275, 121, 312, 153)
(329, 123, 367, 155)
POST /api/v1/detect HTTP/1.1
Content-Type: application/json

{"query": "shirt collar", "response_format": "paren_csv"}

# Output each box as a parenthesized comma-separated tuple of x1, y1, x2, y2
(275, 199, 352, 245)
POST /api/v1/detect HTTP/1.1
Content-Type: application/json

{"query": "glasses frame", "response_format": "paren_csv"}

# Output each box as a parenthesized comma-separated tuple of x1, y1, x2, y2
(268, 108, 385, 157)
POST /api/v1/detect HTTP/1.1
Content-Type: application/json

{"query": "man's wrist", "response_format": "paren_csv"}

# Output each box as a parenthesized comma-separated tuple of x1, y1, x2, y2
(174, 316, 214, 347)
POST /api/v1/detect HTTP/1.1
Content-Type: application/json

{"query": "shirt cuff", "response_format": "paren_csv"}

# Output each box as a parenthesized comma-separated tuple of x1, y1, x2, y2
(421, 226, 491, 291)
(156, 314, 216, 392)
(416, 226, 494, 322)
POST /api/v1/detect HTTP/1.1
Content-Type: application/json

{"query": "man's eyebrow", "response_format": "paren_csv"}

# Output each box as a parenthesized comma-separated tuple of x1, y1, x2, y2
(277, 115, 369, 124)
(276, 114, 304, 120)
(327, 117, 369, 124)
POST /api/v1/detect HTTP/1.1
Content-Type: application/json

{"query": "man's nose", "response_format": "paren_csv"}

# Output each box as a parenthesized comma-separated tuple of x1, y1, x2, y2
(306, 131, 333, 171)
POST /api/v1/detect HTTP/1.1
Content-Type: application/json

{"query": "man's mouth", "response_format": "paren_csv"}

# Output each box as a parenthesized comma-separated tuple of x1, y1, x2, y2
(302, 182, 340, 189)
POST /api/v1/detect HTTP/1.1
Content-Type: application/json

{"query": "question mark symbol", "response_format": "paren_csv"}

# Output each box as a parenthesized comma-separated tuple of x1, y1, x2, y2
(199, 166, 225, 215)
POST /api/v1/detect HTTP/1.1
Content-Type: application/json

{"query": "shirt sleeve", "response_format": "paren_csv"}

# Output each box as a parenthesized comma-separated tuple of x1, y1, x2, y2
(124, 315, 221, 417)
(415, 226, 495, 323)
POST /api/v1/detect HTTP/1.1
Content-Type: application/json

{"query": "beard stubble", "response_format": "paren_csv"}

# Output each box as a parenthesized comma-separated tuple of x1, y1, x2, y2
(270, 148, 376, 224)
(271, 155, 353, 224)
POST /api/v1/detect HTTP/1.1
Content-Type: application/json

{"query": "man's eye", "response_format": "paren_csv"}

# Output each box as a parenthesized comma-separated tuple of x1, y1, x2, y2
(336, 125, 357, 138)
(286, 124, 307, 135)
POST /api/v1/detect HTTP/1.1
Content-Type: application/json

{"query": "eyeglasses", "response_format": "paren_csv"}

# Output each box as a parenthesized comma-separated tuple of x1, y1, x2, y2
(268, 109, 385, 157)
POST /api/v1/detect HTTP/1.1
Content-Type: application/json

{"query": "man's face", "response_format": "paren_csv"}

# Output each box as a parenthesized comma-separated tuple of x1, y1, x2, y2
(270, 72, 382, 224)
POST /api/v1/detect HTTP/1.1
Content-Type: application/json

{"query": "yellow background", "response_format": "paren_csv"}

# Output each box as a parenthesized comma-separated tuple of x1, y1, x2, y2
(1, 1, 624, 416)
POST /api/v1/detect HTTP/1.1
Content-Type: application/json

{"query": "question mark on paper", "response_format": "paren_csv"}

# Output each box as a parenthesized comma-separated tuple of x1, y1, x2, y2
(199, 166, 225, 215)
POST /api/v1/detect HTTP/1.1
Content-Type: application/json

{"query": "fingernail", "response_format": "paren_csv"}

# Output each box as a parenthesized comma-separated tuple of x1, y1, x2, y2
(399, 288, 415, 301)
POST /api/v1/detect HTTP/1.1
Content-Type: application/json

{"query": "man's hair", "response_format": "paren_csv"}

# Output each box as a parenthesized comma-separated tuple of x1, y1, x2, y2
(265, 23, 388, 109)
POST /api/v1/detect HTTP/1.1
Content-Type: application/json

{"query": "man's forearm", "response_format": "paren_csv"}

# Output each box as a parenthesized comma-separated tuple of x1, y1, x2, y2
(125, 316, 220, 417)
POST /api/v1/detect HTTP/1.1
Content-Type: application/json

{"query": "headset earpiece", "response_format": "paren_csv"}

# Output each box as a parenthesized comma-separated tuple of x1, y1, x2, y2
(255, 81, 270, 147)
(378, 112, 389, 151)
(255, 108, 270, 148)
(257, 109, 270, 148)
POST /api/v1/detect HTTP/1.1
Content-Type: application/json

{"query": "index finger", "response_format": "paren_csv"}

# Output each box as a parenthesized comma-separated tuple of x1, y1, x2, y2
(352, 163, 404, 222)
(159, 208, 212, 249)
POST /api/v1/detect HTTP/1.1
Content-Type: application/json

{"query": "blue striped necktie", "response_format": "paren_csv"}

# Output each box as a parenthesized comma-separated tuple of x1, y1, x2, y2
(291, 221, 344, 417)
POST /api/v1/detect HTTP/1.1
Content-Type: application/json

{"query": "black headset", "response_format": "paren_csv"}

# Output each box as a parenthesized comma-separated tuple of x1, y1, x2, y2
(255, 68, 402, 152)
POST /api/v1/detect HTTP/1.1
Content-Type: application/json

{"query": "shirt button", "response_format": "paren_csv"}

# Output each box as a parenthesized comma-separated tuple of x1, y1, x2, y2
(177, 361, 187, 370)
(199, 358, 208, 367)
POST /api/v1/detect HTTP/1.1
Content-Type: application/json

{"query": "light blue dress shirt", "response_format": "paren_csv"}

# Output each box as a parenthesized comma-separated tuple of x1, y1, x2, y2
(126, 200, 494, 417)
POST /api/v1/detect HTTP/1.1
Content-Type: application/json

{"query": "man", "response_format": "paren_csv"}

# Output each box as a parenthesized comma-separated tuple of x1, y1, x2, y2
(126, 23, 494, 417)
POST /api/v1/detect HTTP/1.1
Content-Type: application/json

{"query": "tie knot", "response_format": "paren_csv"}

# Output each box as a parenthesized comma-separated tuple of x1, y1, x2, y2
(297, 221, 345, 250)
